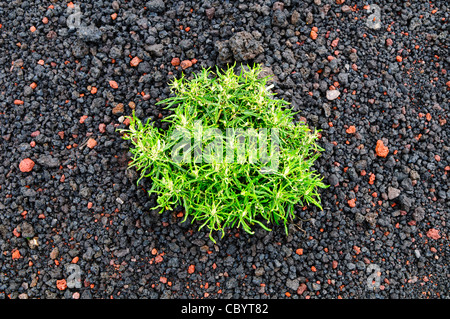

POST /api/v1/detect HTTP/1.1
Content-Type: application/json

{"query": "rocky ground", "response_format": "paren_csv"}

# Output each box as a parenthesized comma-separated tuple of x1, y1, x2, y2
(0, 0, 448, 299)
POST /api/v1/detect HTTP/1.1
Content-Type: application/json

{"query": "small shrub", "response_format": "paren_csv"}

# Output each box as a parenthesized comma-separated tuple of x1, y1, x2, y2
(120, 64, 327, 242)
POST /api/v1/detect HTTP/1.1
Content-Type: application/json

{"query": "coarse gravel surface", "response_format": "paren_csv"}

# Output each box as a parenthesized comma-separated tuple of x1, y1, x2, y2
(0, 0, 449, 299)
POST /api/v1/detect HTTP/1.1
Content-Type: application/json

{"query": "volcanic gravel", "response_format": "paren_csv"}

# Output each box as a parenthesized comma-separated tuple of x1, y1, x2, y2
(0, 0, 449, 299)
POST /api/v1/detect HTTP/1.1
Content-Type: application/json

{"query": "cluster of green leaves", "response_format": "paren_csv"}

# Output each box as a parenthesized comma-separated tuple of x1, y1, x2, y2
(120, 64, 327, 242)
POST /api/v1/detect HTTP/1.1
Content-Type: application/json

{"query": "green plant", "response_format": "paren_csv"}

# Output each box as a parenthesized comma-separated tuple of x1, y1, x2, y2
(119, 64, 328, 242)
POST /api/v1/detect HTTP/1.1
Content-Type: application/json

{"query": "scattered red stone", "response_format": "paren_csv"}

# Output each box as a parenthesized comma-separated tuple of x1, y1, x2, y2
(12, 249, 21, 260)
(130, 56, 142, 67)
(56, 279, 67, 291)
(375, 140, 389, 158)
(396, 56, 403, 62)
(109, 80, 119, 89)
(426, 228, 441, 240)
(188, 264, 195, 274)
(353, 246, 361, 254)
(180, 60, 193, 70)
(332, 260, 338, 269)
(99, 123, 106, 133)
(297, 283, 307, 295)
(331, 38, 339, 47)
(435, 155, 441, 162)
(112, 103, 124, 115)
(386, 38, 393, 46)
(14, 100, 24, 105)
(154, 255, 163, 263)
(19, 158, 35, 173)
(79, 115, 88, 124)
(87, 138, 97, 149)
(369, 173, 376, 185)
(310, 27, 318, 40)
(346, 126, 356, 134)
(31, 130, 40, 137)
(30, 26, 36, 32)
(42, 17, 49, 24)
(159, 277, 168, 284)
(58, 131, 65, 139)
(348, 198, 356, 208)
(30, 82, 37, 89)
(171, 57, 180, 66)
(296, 248, 303, 255)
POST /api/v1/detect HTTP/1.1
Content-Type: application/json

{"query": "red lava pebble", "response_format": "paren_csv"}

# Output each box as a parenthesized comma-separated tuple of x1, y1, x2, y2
(310, 27, 318, 40)
(369, 173, 376, 185)
(171, 57, 180, 66)
(332, 260, 338, 269)
(130, 56, 142, 67)
(188, 264, 195, 274)
(297, 283, 307, 295)
(99, 123, 106, 133)
(331, 38, 339, 47)
(87, 138, 97, 149)
(346, 126, 356, 134)
(347, 198, 356, 208)
(56, 279, 67, 291)
(12, 249, 21, 260)
(109, 80, 119, 89)
(180, 60, 193, 70)
(426, 228, 441, 240)
(375, 140, 389, 158)
(19, 158, 35, 172)
(79, 115, 88, 124)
